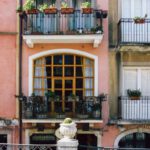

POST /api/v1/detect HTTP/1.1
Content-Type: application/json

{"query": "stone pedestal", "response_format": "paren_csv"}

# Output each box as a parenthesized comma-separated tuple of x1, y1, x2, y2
(57, 138, 78, 150)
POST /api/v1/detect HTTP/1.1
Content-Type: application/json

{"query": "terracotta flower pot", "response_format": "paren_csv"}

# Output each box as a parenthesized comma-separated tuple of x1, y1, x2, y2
(130, 96, 140, 100)
(26, 9, 39, 14)
(134, 19, 145, 24)
(82, 8, 93, 14)
(44, 8, 58, 14)
(61, 8, 74, 14)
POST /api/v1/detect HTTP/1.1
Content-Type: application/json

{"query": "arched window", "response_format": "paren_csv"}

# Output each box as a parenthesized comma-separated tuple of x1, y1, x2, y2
(119, 132, 150, 148)
(33, 54, 94, 99)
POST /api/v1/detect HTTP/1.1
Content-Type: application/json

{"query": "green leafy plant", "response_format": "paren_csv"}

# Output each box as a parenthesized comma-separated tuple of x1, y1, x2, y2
(81, 2, 91, 8)
(45, 91, 59, 101)
(16, 6, 22, 12)
(61, 1, 68, 8)
(45, 91, 55, 98)
(38, 3, 49, 12)
(92, 103, 100, 111)
(63, 118, 72, 124)
(23, 0, 36, 11)
(134, 14, 147, 23)
(127, 89, 141, 97)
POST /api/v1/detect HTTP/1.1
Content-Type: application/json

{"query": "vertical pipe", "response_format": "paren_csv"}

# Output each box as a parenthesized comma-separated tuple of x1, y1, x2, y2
(18, 0, 23, 144)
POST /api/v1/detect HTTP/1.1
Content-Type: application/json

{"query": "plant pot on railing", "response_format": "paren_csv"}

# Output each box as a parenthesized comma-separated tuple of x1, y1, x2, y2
(134, 18, 145, 24)
(130, 96, 140, 100)
(82, 8, 93, 14)
(61, 8, 74, 14)
(44, 8, 58, 14)
(26, 9, 39, 14)
(127, 89, 141, 100)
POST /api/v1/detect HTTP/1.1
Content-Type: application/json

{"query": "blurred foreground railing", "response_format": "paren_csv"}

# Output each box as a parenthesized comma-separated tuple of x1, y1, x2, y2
(0, 144, 149, 150)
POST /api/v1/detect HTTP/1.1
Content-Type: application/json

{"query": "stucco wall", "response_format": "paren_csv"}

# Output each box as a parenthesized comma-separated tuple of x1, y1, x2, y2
(109, 0, 119, 47)
(0, 0, 17, 118)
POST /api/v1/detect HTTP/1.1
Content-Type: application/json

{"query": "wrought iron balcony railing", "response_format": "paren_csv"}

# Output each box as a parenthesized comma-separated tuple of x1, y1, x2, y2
(22, 96, 103, 120)
(23, 10, 103, 35)
(0, 143, 149, 150)
(118, 18, 150, 44)
(118, 96, 150, 121)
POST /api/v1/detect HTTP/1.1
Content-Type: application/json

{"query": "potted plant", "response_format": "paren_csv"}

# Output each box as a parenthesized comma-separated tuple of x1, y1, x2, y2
(81, 2, 92, 14)
(134, 14, 147, 24)
(59, 118, 77, 139)
(23, 0, 38, 14)
(92, 102, 101, 119)
(24, 96, 33, 119)
(68, 93, 79, 101)
(76, 102, 88, 119)
(45, 91, 60, 101)
(127, 89, 142, 100)
(61, 1, 74, 14)
(16, 6, 24, 14)
(39, 1, 57, 14)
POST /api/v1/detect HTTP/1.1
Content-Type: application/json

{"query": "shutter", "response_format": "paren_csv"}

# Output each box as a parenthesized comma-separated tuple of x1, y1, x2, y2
(122, 0, 131, 18)
(146, 0, 150, 17)
(123, 69, 137, 95)
(134, 0, 142, 17)
(141, 69, 150, 96)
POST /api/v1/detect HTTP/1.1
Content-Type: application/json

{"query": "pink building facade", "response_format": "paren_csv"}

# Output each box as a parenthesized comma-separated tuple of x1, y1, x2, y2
(0, 0, 133, 148)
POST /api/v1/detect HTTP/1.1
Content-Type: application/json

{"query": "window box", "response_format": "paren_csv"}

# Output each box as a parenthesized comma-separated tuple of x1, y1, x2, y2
(26, 9, 39, 14)
(44, 8, 58, 14)
(134, 18, 145, 24)
(61, 8, 74, 14)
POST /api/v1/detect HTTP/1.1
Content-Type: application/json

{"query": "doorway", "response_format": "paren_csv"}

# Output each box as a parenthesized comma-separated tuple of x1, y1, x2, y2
(0, 134, 7, 150)
(30, 134, 56, 150)
(77, 134, 97, 150)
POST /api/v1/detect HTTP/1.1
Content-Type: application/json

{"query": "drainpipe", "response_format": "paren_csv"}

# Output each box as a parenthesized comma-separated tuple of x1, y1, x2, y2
(18, 0, 23, 144)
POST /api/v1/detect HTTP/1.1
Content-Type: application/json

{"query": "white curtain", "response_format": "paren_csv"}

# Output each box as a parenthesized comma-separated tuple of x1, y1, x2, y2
(84, 58, 93, 96)
(34, 58, 47, 95)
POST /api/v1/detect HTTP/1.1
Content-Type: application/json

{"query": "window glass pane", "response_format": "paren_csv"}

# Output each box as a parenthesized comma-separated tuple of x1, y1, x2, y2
(85, 67, 93, 77)
(46, 78, 51, 89)
(76, 91, 83, 99)
(54, 55, 62, 65)
(65, 55, 74, 65)
(76, 56, 83, 65)
(55, 80, 62, 88)
(76, 67, 83, 76)
(85, 78, 93, 89)
(55, 90, 62, 99)
(45, 56, 51, 65)
(65, 91, 72, 98)
(45, 67, 51, 77)
(76, 79, 83, 88)
(34, 67, 43, 77)
(54, 67, 62, 76)
(65, 67, 74, 77)
(65, 80, 73, 88)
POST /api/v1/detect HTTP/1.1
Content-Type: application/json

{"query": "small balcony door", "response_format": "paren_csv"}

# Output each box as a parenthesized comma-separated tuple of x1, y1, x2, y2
(121, 0, 150, 43)
(121, 67, 150, 120)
